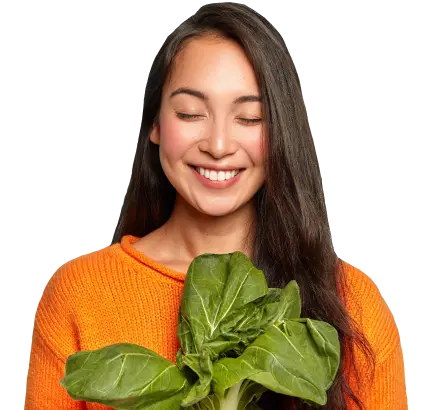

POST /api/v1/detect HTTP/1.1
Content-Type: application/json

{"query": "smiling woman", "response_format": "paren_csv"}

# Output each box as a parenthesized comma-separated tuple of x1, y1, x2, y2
(24, 2, 408, 410)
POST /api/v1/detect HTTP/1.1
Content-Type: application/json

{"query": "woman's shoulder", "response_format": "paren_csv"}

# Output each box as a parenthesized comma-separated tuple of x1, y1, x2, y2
(74, 240, 123, 266)
(48, 242, 120, 285)
(339, 260, 401, 362)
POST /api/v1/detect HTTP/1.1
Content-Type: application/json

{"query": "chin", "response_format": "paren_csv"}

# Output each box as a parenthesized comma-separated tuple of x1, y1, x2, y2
(194, 200, 242, 217)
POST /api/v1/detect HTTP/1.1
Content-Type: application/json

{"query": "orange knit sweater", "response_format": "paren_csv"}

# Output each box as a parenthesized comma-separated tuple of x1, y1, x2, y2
(25, 235, 408, 409)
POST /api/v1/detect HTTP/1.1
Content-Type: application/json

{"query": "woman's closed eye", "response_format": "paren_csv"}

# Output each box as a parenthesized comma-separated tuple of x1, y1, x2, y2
(176, 112, 204, 120)
(175, 112, 262, 125)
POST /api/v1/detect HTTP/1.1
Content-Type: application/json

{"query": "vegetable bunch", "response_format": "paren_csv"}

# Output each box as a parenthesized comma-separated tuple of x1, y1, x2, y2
(60, 252, 340, 409)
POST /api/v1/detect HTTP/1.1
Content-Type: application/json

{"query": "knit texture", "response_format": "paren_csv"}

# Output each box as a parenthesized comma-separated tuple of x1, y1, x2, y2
(24, 234, 408, 409)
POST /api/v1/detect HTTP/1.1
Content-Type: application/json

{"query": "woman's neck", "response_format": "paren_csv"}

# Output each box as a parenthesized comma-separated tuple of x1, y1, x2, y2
(157, 196, 257, 263)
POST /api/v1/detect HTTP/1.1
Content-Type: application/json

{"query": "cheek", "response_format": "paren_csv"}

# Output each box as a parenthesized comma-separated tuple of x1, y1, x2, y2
(245, 130, 266, 165)
(159, 118, 194, 162)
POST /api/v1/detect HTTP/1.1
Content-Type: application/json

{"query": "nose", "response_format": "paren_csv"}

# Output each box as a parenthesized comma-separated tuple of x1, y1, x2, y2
(198, 119, 238, 159)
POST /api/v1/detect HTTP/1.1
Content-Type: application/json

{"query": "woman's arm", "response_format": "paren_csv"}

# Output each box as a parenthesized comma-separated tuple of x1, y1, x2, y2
(342, 262, 409, 409)
(361, 340, 408, 409)
(25, 324, 86, 409)
(24, 265, 86, 409)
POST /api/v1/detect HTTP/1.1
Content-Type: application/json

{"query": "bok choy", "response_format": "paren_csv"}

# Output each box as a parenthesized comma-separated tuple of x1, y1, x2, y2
(60, 251, 340, 409)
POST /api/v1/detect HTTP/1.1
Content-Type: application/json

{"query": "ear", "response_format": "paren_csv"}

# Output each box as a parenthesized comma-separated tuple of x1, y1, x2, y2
(149, 123, 160, 145)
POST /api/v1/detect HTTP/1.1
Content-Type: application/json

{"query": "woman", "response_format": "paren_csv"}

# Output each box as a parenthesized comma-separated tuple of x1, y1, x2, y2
(25, 3, 407, 409)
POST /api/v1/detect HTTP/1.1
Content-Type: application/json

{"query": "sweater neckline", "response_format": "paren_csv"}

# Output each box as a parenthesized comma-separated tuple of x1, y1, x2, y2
(119, 234, 186, 282)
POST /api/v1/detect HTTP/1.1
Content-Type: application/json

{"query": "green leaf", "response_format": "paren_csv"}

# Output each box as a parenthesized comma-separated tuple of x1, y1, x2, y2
(59, 343, 188, 409)
(177, 311, 197, 355)
(203, 288, 284, 359)
(188, 394, 222, 409)
(237, 380, 267, 410)
(179, 252, 268, 353)
(116, 391, 185, 410)
(180, 351, 213, 406)
(274, 280, 301, 323)
(212, 319, 340, 406)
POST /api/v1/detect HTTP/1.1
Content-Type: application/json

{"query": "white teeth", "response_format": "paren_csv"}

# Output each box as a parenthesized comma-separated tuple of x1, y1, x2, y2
(197, 167, 240, 181)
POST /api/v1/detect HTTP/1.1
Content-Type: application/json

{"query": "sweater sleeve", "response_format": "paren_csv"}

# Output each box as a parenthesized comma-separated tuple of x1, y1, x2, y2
(362, 340, 408, 409)
(24, 264, 86, 409)
(342, 262, 408, 409)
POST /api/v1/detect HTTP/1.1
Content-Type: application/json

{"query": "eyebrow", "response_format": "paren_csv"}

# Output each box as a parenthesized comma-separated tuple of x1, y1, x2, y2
(169, 87, 262, 104)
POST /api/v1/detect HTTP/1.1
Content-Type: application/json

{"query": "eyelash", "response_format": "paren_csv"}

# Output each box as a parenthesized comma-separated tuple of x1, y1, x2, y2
(176, 112, 262, 125)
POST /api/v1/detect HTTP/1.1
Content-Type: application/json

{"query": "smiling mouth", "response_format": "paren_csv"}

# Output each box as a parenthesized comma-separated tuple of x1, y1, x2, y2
(189, 165, 246, 182)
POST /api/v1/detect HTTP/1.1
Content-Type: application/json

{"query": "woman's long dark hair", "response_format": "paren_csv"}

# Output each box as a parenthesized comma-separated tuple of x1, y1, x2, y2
(111, 3, 376, 409)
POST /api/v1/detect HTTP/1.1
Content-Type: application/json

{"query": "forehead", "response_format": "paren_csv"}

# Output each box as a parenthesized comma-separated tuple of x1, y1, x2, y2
(165, 36, 260, 97)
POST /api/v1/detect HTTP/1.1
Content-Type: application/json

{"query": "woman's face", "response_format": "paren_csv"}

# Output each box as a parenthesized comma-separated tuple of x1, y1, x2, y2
(150, 36, 265, 217)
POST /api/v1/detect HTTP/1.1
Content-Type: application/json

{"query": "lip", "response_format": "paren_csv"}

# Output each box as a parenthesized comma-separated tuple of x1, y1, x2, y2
(190, 165, 244, 189)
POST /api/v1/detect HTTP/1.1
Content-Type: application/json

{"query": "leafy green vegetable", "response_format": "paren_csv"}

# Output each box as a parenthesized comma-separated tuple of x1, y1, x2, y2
(59, 343, 189, 408)
(60, 251, 340, 409)
(212, 319, 340, 406)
